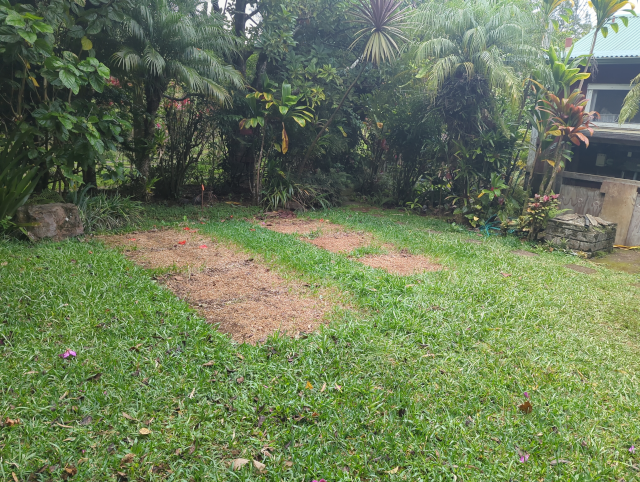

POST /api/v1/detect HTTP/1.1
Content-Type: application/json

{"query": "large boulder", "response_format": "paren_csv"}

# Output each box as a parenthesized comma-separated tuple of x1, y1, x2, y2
(15, 203, 84, 241)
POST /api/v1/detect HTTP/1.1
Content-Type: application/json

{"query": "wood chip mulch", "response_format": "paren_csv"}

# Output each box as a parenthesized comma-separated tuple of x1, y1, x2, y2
(358, 253, 442, 275)
(99, 229, 333, 344)
(260, 217, 443, 275)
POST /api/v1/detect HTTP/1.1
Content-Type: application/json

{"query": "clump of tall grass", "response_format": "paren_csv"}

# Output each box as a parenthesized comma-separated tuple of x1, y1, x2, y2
(68, 185, 142, 232)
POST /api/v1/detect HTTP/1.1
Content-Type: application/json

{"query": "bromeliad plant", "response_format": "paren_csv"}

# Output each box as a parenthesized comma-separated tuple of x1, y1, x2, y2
(240, 77, 314, 204)
(537, 90, 598, 194)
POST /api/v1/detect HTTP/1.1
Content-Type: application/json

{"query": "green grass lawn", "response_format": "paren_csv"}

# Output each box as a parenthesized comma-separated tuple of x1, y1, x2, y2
(2, 205, 640, 481)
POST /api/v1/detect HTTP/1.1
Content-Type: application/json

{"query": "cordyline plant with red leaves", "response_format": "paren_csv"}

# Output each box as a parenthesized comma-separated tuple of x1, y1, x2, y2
(537, 90, 599, 194)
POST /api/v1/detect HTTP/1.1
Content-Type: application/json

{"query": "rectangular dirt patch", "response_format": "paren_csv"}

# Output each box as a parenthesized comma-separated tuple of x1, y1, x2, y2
(99, 229, 333, 344)
(358, 253, 442, 275)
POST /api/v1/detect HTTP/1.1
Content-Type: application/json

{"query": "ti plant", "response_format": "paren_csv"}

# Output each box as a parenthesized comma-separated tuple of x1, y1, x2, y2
(240, 76, 314, 203)
(542, 43, 590, 98)
(537, 90, 598, 194)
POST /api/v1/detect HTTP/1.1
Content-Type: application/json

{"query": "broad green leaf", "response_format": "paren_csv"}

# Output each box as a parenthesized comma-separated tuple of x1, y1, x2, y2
(611, 22, 619, 33)
(601, 26, 608, 37)
(18, 30, 37, 44)
(32, 21, 53, 34)
(279, 105, 289, 116)
(81, 36, 93, 51)
(621, 16, 629, 26)
(59, 70, 78, 91)
(291, 116, 306, 127)
(88, 116, 99, 123)
(96, 64, 110, 78)
(6, 11, 26, 28)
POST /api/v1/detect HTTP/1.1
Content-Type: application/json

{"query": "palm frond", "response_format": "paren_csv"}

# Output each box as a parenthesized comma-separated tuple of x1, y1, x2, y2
(620, 73, 640, 124)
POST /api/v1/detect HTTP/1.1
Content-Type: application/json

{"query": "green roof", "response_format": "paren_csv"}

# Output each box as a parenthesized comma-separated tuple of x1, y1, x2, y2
(572, 16, 640, 59)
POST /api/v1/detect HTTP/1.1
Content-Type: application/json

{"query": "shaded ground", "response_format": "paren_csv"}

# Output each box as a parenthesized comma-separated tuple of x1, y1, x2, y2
(592, 248, 640, 274)
(99, 229, 333, 343)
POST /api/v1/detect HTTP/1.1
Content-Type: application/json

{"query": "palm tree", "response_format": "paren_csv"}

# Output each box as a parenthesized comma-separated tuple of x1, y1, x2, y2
(619, 73, 640, 123)
(110, 0, 243, 195)
(300, 0, 410, 172)
(414, 0, 534, 104)
(577, 0, 635, 92)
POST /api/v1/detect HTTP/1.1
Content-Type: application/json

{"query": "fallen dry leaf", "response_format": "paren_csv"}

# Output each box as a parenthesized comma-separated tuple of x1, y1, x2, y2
(139, 428, 151, 435)
(231, 458, 250, 470)
(305, 381, 313, 390)
(320, 382, 326, 392)
(78, 458, 88, 465)
(386, 466, 399, 474)
(236, 353, 245, 360)
(4, 418, 20, 427)
(122, 412, 136, 421)
(253, 460, 266, 473)
(79, 415, 92, 426)
(202, 361, 215, 367)
(500, 272, 512, 278)
(550, 459, 571, 465)
(518, 401, 533, 414)
(61, 466, 77, 480)
(283, 461, 293, 468)
(12, 472, 18, 482)
(236, 377, 244, 384)
(120, 453, 135, 466)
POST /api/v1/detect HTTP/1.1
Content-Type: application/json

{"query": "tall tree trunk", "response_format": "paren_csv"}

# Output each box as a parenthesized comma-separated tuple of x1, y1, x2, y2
(134, 87, 162, 198)
(298, 61, 366, 175)
(544, 138, 565, 195)
(254, 121, 267, 205)
(577, 30, 599, 92)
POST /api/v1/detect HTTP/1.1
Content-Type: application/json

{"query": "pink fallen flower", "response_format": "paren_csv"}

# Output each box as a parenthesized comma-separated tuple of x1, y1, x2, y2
(59, 350, 76, 359)
(519, 452, 529, 463)
(199, 245, 207, 249)
(524, 391, 529, 399)
(630, 445, 636, 454)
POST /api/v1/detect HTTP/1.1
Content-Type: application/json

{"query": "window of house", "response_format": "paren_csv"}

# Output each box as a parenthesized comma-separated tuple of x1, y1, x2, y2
(587, 84, 640, 124)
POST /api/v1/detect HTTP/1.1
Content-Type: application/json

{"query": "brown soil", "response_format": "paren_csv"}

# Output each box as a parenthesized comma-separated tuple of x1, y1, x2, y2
(260, 217, 443, 275)
(564, 264, 597, 274)
(359, 253, 442, 275)
(308, 231, 372, 253)
(99, 229, 333, 344)
(513, 250, 538, 257)
(260, 218, 343, 236)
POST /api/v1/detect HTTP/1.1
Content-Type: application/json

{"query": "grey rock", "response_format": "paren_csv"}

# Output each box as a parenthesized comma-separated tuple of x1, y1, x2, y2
(15, 203, 84, 241)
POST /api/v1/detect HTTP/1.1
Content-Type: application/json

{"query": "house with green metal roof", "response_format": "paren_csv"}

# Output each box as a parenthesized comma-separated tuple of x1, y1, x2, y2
(556, 16, 640, 246)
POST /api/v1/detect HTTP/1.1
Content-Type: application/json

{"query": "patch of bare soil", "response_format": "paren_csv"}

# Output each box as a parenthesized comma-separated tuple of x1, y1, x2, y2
(359, 253, 442, 275)
(513, 250, 538, 257)
(564, 264, 597, 274)
(261, 217, 343, 236)
(260, 216, 443, 274)
(99, 230, 332, 343)
(308, 231, 372, 253)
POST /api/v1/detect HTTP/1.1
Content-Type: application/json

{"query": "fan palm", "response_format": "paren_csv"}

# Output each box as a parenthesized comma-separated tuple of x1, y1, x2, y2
(415, 0, 534, 104)
(110, 0, 243, 194)
(577, 0, 635, 91)
(300, 0, 410, 171)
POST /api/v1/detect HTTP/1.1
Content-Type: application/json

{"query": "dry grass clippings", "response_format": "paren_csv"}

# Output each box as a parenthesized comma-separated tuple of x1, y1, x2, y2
(100, 230, 333, 343)
(358, 253, 443, 275)
(258, 217, 444, 275)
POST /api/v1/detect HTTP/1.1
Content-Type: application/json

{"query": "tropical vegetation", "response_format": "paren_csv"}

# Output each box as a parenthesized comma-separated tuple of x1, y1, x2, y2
(2, 0, 626, 226)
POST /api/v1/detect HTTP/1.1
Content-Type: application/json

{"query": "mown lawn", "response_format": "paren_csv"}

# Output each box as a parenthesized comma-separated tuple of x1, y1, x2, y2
(1, 205, 640, 481)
